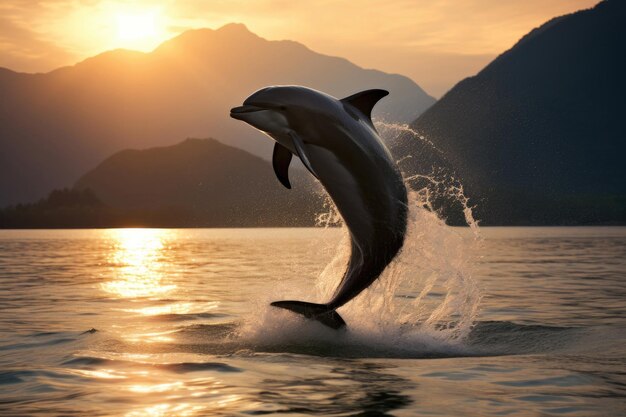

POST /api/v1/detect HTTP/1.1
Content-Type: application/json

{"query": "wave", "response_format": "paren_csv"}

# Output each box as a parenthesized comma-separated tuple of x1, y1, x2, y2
(69, 319, 610, 360)
(62, 355, 241, 373)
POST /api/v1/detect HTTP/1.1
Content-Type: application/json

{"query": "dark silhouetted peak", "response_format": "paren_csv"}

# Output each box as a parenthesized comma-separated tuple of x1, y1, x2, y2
(155, 24, 262, 54)
(483, 0, 621, 76)
(215, 22, 255, 36)
(407, 0, 626, 225)
(73, 138, 323, 227)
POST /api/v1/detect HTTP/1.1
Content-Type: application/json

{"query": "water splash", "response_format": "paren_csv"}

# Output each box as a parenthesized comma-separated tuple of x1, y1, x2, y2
(376, 121, 443, 155)
(239, 122, 482, 353)
(312, 190, 481, 344)
(322, 122, 480, 336)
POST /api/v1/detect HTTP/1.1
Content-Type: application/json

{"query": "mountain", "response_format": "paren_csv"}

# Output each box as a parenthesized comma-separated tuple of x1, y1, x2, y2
(72, 138, 325, 227)
(403, 0, 626, 225)
(0, 23, 434, 207)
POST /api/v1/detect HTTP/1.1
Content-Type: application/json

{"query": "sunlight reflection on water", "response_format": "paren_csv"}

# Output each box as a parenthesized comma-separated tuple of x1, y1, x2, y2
(100, 229, 177, 299)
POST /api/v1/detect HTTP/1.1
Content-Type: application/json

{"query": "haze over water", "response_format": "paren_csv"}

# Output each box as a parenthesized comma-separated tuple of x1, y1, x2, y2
(0, 226, 625, 416)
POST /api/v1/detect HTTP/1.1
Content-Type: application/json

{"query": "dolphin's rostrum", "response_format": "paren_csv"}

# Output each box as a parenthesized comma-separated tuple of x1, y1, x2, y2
(230, 86, 408, 329)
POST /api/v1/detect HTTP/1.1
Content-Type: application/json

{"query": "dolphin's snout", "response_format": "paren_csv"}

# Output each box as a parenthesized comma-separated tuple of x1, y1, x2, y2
(230, 105, 260, 114)
(230, 105, 265, 120)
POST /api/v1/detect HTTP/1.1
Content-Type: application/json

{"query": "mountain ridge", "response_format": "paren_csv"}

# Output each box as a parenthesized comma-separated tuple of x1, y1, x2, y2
(71, 137, 325, 227)
(0, 23, 435, 207)
(404, 0, 625, 225)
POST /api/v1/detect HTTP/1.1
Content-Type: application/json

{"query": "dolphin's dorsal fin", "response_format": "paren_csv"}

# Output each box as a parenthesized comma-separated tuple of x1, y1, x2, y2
(340, 89, 389, 122)
(272, 143, 292, 189)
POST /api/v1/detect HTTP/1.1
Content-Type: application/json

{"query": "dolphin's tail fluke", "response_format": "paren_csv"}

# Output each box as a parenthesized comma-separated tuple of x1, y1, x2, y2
(270, 300, 346, 330)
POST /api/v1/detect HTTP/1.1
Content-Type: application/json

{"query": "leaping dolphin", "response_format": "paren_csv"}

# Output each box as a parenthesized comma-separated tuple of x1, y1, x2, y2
(230, 86, 408, 329)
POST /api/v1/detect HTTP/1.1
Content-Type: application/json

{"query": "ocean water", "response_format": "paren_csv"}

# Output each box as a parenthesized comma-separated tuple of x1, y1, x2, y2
(0, 226, 625, 416)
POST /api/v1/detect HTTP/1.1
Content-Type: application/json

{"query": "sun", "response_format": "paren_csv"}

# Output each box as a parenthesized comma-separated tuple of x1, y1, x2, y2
(115, 10, 164, 50)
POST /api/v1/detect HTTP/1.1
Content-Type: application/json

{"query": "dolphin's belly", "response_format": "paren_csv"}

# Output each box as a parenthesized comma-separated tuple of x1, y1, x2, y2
(306, 142, 408, 253)
(302, 119, 408, 309)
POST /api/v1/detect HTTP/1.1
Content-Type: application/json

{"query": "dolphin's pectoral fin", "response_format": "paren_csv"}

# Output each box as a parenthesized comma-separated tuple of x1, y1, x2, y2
(289, 132, 319, 179)
(272, 143, 292, 189)
(340, 89, 389, 125)
(271, 300, 346, 330)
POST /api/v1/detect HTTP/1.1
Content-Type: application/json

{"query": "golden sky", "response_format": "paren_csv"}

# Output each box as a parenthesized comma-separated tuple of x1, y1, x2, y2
(0, 0, 599, 97)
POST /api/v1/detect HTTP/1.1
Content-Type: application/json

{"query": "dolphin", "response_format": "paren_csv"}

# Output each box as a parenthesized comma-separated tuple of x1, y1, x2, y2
(230, 86, 408, 329)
